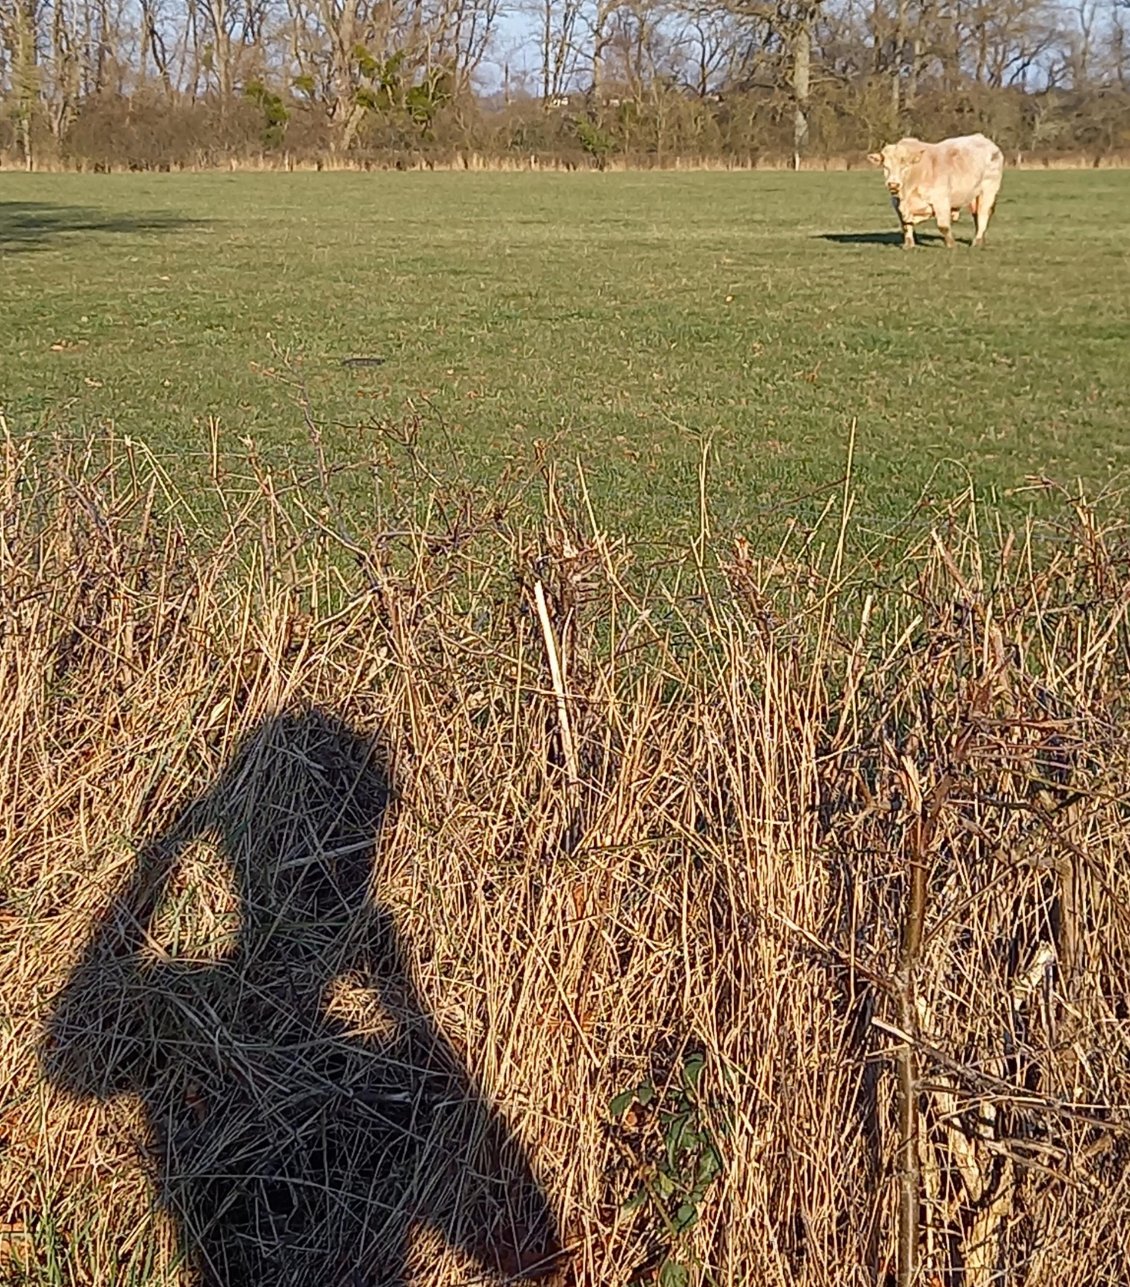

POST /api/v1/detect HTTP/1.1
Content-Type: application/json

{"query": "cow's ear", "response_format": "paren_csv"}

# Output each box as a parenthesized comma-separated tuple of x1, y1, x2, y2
(867, 152, 883, 165)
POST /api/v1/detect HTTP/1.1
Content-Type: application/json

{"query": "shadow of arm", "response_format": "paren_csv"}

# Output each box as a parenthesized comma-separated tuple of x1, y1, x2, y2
(42, 804, 206, 1099)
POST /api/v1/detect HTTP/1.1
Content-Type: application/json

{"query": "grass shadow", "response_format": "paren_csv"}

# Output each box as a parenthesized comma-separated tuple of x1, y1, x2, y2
(0, 201, 205, 252)
(43, 708, 562, 1286)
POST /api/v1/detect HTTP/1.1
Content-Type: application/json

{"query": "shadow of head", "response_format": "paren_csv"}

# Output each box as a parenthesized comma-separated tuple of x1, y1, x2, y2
(43, 707, 563, 1286)
(0, 201, 205, 252)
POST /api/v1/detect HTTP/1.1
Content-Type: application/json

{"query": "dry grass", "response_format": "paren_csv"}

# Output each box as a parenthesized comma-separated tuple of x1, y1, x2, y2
(3, 425, 1130, 1286)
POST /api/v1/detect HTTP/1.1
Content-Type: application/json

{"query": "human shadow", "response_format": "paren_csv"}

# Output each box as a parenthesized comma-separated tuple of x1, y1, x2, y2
(815, 230, 949, 247)
(43, 709, 561, 1286)
(0, 201, 203, 253)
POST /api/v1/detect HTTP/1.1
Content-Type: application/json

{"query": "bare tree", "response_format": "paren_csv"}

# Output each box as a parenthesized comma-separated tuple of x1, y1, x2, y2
(1110, 0, 1130, 85)
(138, 0, 174, 91)
(433, 0, 504, 93)
(719, 0, 823, 165)
(45, 0, 84, 137)
(1073, 0, 1096, 81)
(588, 0, 612, 92)
(529, 0, 585, 99)
(315, 0, 364, 139)
(0, 0, 42, 165)
(681, 5, 743, 92)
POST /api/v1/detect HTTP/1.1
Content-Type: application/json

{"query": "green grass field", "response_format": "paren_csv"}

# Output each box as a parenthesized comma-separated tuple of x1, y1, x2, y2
(2, 170, 1128, 540)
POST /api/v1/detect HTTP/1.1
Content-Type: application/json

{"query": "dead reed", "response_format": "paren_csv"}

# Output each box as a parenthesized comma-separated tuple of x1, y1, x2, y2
(2, 425, 1129, 1286)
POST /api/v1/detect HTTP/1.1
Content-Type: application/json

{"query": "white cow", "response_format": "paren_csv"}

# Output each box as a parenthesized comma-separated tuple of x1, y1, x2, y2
(867, 133, 1004, 249)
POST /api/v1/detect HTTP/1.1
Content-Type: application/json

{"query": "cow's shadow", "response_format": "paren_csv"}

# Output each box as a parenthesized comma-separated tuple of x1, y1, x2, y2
(43, 708, 561, 1286)
(816, 230, 952, 247)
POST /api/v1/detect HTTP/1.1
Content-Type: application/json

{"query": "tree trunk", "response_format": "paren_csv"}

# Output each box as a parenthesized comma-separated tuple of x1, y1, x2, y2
(12, 0, 40, 170)
(592, 0, 613, 97)
(540, 0, 551, 101)
(94, 0, 114, 91)
(906, 0, 926, 108)
(50, 0, 78, 141)
(320, 0, 362, 141)
(792, 8, 812, 170)
(892, 0, 907, 124)
(200, 0, 234, 107)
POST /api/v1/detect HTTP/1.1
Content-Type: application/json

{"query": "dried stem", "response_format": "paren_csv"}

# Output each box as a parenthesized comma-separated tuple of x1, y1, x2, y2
(2, 433, 1130, 1287)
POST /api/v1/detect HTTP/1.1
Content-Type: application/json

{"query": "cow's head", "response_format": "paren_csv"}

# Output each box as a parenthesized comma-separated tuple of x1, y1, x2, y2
(867, 140, 924, 195)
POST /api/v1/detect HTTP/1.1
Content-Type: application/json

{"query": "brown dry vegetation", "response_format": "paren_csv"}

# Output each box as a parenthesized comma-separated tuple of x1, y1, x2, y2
(3, 424, 1130, 1286)
(3, 81, 1130, 174)
(10, 149, 1130, 174)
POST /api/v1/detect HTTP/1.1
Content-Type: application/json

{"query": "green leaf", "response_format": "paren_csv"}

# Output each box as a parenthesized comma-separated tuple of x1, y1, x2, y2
(675, 1202, 699, 1232)
(659, 1259, 690, 1287)
(610, 1089, 636, 1118)
(636, 1079, 655, 1106)
(697, 1142, 722, 1184)
(681, 1052, 706, 1095)
(353, 44, 380, 78)
(622, 1186, 649, 1214)
(654, 1170, 676, 1199)
(665, 1113, 689, 1168)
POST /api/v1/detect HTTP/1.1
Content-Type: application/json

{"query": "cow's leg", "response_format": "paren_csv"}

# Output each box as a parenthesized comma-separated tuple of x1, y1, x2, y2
(890, 195, 909, 247)
(962, 197, 980, 246)
(895, 196, 916, 248)
(973, 191, 997, 247)
(935, 204, 956, 249)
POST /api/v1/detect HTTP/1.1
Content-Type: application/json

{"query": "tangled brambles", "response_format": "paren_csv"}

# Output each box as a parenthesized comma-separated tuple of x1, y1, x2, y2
(3, 431, 1130, 1285)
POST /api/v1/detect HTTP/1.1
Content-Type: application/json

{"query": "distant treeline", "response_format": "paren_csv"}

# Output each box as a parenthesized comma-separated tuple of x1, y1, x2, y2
(2, 81, 1129, 172)
(3, 0, 1130, 171)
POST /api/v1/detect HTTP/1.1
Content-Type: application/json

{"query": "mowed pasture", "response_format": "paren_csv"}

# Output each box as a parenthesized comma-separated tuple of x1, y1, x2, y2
(2, 169, 1129, 540)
